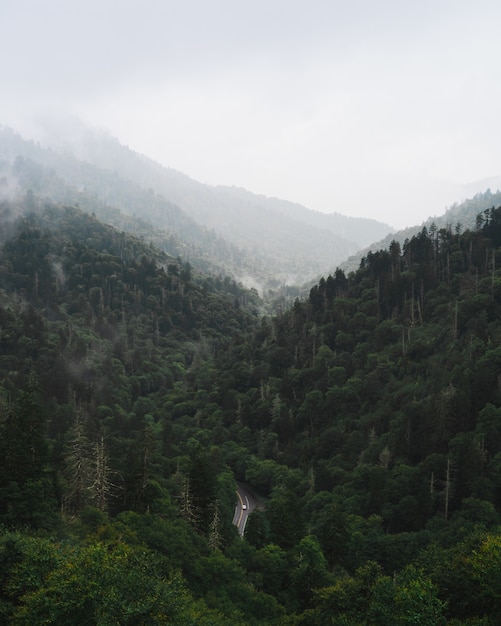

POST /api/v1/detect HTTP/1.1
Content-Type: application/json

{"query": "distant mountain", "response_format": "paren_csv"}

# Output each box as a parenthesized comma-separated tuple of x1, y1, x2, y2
(460, 175, 501, 200)
(0, 121, 392, 290)
(0, 130, 239, 277)
(208, 188, 392, 249)
(27, 117, 393, 247)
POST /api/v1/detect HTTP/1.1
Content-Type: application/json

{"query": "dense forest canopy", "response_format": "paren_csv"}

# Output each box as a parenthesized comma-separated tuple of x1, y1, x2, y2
(1, 190, 501, 623)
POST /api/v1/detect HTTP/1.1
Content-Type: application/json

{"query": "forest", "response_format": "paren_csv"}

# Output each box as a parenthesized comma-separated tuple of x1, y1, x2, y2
(0, 126, 384, 291)
(1, 192, 501, 624)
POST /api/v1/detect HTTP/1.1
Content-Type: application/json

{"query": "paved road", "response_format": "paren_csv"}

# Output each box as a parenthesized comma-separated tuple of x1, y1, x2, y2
(233, 484, 259, 537)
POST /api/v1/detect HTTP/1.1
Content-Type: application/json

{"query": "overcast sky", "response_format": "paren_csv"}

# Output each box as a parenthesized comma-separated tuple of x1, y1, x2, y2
(2, 1, 501, 229)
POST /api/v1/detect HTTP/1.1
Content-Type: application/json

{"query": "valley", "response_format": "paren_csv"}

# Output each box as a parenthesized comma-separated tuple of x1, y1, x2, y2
(0, 126, 500, 623)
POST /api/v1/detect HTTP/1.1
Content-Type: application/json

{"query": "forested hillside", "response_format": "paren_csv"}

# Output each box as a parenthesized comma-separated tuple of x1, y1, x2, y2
(1, 192, 501, 623)
(0, 126, 272, 284)
(0, 125, 390, 290)
(342, 187, 501, 273)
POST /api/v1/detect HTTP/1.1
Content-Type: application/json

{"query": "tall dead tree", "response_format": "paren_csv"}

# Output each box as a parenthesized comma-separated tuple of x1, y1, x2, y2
(89, 436, 117, 512)
(63, 405, 92, 516)
(208, 502, 223, 551)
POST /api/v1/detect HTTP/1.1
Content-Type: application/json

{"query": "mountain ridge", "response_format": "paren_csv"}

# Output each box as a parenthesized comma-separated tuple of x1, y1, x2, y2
(0, 122, 392, 290)
(341, 187, 501, 273)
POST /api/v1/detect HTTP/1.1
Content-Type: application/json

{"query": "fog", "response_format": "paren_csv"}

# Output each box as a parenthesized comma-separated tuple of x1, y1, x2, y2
(0, 164, 21, 204)
(2, 0, 501, 229)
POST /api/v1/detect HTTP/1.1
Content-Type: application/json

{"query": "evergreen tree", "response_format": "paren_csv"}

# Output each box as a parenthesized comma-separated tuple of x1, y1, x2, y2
(0, 382, 56, 528)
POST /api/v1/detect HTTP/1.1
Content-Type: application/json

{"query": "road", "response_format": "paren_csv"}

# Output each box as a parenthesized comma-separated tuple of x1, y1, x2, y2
(233, 483, 260, 537)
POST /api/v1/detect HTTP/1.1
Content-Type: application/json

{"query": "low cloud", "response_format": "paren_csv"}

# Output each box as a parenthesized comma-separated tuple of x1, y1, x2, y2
(0, 161, 21, 204)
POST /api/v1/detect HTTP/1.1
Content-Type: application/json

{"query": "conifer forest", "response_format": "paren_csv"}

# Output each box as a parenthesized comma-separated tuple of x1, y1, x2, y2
(2, 183, 501, 623)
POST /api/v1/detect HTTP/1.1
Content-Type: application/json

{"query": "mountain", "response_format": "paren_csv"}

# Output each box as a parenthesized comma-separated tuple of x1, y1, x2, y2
(4, 118, 501, 623)
(1, 190, 501, 622)
(0, 122, 392, 290)
(26, 117, 393, 246)
(208, 187, 392, 249)
(341, 187, 501, 273)
(461, 175, 501, 201)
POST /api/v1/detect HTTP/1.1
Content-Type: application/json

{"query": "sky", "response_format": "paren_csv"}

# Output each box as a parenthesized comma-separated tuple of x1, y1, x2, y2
(1, 0, 501, 229)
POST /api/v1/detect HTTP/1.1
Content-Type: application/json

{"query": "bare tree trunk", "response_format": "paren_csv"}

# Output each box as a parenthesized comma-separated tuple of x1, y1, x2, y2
(90, 436, 115, 512)
(444, 458, 451, 520)
(64, 408, 92, 515)
(180, 476, 197, 528)
(208, 502, 223, 551)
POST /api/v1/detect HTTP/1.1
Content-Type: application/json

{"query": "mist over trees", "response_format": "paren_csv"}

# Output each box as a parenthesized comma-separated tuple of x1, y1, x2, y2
(0, 125, 390, 292)
(1, 124, 501, 622)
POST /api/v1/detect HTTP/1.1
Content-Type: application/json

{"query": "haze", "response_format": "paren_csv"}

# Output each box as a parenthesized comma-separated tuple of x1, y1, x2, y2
(2, 0, 501, 230)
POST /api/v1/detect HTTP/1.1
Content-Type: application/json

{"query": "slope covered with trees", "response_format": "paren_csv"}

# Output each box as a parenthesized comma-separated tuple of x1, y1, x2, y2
(0, 126, 271, 284)
(1, 190, 501, 623)
(342, 187, 501, 273)
(0, 125, 375, 291)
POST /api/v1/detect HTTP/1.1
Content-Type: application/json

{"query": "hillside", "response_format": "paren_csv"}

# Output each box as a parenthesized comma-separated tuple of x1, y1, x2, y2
(341, 187, 501, 273)
(0, 126, 276, 285)
(1, 189, 501, 623)
(0, 124, 391, 290)
(29, 118, 393, 246)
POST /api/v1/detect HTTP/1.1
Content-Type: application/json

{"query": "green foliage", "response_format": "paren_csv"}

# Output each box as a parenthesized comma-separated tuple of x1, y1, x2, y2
(428, 531, 501, 623)
(3, 193, 501, 622)
(0, 384, 57, 529)
(290, 536, 333, 611)
(297, 562, 445, 625)
(7, 537, 204, 625)
(369, 565, 446, 625)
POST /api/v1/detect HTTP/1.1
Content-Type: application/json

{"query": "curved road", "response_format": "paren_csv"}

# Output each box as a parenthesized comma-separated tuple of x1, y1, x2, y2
(233, 483, 260, 537)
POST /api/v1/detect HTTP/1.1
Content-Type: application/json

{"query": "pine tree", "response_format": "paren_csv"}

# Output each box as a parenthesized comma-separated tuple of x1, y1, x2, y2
(0, 381, 56, 527)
